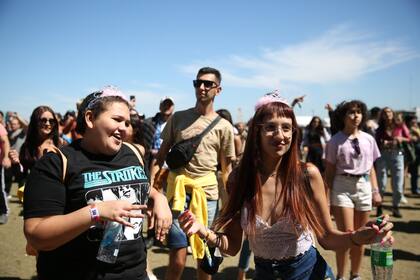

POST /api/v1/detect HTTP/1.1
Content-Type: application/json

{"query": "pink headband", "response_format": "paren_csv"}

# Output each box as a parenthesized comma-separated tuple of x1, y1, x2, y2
(86, 86, 128, 110)
(100, 85, 128, 100)
(254, 90, 290, 111)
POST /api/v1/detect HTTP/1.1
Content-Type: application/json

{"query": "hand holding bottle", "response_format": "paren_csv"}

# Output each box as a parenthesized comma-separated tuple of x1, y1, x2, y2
(96, 200, 147, 228)
(352, 215, 394, 246)
(371, 217, 394, 280)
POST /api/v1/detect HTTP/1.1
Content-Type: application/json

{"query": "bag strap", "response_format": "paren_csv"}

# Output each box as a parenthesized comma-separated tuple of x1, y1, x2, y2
(123, 142, 145, 166)
(169, 115, 222, 149)
(50, 146, 68, 182)
(123, 142, 151, 179)
(197, 115, 222, 140)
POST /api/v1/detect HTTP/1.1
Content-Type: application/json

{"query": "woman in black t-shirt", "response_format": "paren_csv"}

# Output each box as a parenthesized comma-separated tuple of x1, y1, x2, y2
(302, 116, 330, 172)
(23, 87, 172, 280)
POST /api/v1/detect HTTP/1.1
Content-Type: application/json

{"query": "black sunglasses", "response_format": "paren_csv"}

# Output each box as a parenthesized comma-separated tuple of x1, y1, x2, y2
(39, 117, 57, 125)
(193, 79, 218, 89)
(351, 138, 361, 156)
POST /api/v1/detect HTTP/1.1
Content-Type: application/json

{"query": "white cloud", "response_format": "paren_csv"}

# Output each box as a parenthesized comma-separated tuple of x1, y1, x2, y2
(182, 24, 419, 88)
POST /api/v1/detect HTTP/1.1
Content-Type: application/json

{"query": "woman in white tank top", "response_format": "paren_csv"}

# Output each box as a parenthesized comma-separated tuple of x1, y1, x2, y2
(178, 92, 393, 280)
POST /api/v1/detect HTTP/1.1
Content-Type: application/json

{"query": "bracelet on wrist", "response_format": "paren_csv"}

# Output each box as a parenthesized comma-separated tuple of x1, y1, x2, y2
(216, 233, 222, 248)
(202, 228, 211, 241)
(372, 189, 380, 194)
(205, 231, 222, 249)
(89, 204, 101, 223)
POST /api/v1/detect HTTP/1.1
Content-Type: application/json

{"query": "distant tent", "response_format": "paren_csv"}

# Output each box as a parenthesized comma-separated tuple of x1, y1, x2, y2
(295, 116, 330, 128)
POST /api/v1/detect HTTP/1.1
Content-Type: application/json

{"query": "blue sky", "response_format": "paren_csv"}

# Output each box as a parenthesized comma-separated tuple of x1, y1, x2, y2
(0, 0, 419, 122)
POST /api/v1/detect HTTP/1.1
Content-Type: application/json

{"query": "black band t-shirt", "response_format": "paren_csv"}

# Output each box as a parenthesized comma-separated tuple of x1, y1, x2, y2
(24, 140, 149, 280)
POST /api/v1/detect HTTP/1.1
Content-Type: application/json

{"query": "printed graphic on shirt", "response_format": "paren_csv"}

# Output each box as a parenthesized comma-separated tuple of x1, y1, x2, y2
(82, 166, 148, 189)
(85, 182, 150, 242)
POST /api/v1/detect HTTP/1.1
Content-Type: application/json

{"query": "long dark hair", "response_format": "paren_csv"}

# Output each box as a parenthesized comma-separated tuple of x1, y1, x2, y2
(20, 106, 59, 169)
(377, 107, 395, 133)
(306, 116, 325, 137)
(214, 102, 324, 237)
(216, 109, 233, 124)
(129, 113, 145, 147)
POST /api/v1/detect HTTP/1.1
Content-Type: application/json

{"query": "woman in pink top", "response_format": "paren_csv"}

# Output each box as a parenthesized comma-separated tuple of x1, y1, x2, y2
(0, 123, 11, 224)
(178, 93, 393, 280)
(394, 112, 411, 200)
(394, 113, 410, 140)
(375, 108, 410, 218)
(325, 100, 382, 280)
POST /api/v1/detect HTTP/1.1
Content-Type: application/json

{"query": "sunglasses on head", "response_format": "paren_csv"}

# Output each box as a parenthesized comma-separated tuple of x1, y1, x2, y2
(193, 79, 218, 89)
(351, 138, 361, 156)
(39, 117, 56, 125)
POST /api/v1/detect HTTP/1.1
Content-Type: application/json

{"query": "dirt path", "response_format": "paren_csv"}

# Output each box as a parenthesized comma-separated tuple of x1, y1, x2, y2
(1, 183, 419, 279)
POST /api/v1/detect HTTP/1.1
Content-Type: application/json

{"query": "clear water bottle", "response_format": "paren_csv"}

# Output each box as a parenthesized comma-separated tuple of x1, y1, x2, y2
(96, 221, 123, 263)
(371, 218, 393, 280)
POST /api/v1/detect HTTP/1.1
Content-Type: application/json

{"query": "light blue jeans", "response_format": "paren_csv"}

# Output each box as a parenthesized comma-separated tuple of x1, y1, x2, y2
(375, 149, 404, 207)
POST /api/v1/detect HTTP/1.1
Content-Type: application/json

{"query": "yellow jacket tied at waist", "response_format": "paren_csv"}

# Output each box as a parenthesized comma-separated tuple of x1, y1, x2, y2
(166, 171, 218, 259)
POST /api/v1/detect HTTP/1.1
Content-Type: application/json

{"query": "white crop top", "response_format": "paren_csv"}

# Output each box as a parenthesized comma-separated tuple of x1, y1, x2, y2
(240, 207, 315, 260)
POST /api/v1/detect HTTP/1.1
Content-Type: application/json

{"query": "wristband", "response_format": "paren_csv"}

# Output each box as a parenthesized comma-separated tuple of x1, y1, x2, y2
(372, 189, 379, 194)
(89, 204, 101, 223)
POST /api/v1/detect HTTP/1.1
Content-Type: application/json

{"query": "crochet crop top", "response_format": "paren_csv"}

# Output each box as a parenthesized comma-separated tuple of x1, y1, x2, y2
(240, 207, 315, 260)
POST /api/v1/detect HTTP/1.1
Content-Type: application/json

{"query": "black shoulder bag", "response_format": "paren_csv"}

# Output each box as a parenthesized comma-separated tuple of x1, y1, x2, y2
(166, 116, 222, 170)
(200, 242, 224, 275)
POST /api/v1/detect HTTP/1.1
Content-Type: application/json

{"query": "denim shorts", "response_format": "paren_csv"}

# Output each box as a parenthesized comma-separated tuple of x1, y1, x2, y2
(167, 194, 218, 249)
(253, 246, 335, 280)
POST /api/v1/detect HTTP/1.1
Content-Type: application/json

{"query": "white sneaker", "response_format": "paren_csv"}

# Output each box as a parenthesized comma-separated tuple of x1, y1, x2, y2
(147, 271, 158, 280)
(400, 195, 408, 204)
(0, 214, 8, 224)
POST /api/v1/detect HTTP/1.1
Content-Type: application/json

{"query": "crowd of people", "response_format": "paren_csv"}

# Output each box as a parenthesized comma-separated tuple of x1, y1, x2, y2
(0, 66, 418, 280)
